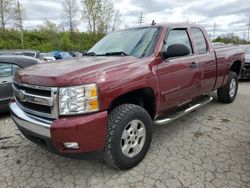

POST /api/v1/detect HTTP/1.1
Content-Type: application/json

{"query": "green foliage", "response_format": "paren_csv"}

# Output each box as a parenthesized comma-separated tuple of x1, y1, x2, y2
(0, 28, 104, 52)
(213, 36, 250, 45)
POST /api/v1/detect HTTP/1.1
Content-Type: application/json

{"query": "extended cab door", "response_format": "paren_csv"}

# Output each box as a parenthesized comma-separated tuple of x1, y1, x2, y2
(156, 28, 201, 112)
(190, 27, 217, 94)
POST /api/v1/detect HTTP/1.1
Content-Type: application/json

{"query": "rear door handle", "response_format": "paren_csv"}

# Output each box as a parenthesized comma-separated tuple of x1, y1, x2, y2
(189, 62, 199, 68)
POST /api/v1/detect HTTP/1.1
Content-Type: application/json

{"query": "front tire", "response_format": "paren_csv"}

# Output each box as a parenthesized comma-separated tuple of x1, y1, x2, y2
(103, 104, 152, 170)
(217, 71, 238, 103)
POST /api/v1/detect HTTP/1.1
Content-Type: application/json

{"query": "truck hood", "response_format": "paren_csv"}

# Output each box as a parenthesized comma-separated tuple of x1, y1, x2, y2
(15, 56, 144, 86)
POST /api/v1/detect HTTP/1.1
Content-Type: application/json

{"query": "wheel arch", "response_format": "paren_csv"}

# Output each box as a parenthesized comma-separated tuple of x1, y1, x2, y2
(109, 87, 156, 119)
(230, 60, 242, 77)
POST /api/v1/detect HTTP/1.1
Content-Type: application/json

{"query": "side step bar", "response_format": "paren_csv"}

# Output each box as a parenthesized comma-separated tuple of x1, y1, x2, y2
(154, 95, 213, 125)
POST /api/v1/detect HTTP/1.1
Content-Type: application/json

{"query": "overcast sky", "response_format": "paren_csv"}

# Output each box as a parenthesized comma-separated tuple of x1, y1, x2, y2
(19, 0, 250, 39)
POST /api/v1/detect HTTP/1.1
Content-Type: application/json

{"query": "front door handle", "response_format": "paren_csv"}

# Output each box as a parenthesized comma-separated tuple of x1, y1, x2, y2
(1, 81, 9, 86)
(189, 62, 199, 68)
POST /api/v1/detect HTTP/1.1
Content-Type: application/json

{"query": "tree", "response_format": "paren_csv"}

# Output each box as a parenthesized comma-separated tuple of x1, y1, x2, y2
(81, 0, 121, 35)
(39, 20, 59, 32)
(112, 10, 121, 31)
(14, 0, 24, 48)
(97, 0, 114, 33)
(81, 0, 101, 34)
(0, 0, 16, 36)
(62, 0, 79, 35)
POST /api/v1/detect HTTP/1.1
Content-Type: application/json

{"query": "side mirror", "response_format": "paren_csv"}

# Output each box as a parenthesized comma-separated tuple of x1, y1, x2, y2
(162, 44, 191, 59)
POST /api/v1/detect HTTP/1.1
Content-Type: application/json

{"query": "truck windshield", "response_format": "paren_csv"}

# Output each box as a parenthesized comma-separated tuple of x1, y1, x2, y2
(88, 27, 161, 58)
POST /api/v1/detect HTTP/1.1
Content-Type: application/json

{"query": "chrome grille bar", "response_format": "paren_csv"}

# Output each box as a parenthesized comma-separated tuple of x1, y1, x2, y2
(13, 85, 54, 106)
(13, 81, 59, 119)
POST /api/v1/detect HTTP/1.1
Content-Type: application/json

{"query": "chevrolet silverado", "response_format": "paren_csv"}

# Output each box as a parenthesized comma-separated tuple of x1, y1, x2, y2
(10, 24, 245, 169)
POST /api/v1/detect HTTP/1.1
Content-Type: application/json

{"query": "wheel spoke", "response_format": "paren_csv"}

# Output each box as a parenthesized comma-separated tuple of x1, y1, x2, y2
(229, 79, 236, 98)
(122, 130, 130, 140)
(131, 120, 139, 130)
(137, 127, 145, 138)
(122, 144, 131, 155)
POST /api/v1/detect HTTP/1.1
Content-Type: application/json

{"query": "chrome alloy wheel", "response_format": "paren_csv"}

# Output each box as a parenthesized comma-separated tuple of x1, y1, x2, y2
(120, 120, 146, 158)
(229, 78, 236, 98)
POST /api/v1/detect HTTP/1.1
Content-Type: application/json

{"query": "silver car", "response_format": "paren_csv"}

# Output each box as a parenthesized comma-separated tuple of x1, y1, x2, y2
(0, 55, 39, 113)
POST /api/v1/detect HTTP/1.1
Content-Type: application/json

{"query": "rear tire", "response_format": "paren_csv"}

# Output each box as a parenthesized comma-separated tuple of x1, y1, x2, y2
(217, 71, 238, 103)
(103, 104, 152, 170)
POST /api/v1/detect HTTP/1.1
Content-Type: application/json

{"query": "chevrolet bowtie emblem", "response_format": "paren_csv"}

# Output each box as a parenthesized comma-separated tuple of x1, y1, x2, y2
(16, 90, 27, 102)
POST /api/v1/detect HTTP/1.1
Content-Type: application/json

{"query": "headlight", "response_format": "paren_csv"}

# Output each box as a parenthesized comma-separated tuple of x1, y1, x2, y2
(59, 84, 99, 115)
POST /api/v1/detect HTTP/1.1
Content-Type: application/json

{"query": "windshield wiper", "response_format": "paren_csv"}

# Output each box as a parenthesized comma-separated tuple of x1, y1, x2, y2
(106, 51, 128, 56)
(86, 52, 96, 56)
(101, 51, 129, 56)
(86, 51, 128, 56)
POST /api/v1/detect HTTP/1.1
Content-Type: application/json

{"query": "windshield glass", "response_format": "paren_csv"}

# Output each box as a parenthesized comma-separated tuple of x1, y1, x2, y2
(244, 45, 250, 55)
(88, 27, 161, 57)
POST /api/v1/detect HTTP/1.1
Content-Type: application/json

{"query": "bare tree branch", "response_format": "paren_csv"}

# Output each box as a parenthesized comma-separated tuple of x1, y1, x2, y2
(62, 0, 79, 34)
(81, 0, 121, 35)
(112, 10, 121, 31)
(0, 0, 16, 36)
(14, 0, 24, 48)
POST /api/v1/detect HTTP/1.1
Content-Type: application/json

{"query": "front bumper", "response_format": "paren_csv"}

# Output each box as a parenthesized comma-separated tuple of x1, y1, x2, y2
(10, 101, 108, 155)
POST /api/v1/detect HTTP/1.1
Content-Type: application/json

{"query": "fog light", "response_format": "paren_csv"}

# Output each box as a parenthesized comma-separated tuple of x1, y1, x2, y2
(63, 142, 79, 149)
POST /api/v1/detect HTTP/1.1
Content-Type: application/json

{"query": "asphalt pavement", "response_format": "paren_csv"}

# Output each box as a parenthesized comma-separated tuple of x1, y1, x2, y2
(0, 82, 249, 188)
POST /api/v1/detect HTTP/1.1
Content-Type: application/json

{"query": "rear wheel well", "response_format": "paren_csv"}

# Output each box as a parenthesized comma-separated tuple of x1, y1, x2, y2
(230, 61, 241, 76)
(109, 88, 156, 119)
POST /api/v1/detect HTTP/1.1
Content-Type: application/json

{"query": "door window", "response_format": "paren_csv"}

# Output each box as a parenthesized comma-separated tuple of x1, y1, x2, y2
(191, 28, 208, 54)
(164, 29, 193, 55)
(0, 63, 21, 78)
(13, 64, 21, 73)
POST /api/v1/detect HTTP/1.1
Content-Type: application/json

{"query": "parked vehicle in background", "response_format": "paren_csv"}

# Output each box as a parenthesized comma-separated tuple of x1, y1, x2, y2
(10, 24, 245, 169)
(0, 50, 40, 59)
(242, 45, 250, 79)
(69, 51, 83, 57)
(53, 51, 73, 60)
(0, 55, 39, 113)
(212, 42, 226, 48)
(39, 52, 56, 62)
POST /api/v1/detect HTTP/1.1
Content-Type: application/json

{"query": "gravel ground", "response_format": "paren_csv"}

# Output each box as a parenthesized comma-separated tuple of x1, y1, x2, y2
(0, 82, 250, 188)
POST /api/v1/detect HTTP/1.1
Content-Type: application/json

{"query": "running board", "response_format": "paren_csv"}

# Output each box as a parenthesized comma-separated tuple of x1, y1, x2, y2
(154, 96, 213, 125)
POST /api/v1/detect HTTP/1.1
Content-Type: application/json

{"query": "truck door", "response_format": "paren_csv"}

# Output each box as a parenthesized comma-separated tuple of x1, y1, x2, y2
(190, 27, 217, 95)
(156, 28, 201, 112)
(0, 63, 20, 103)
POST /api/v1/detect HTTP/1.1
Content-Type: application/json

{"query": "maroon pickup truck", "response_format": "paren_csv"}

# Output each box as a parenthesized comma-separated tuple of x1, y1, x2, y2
(10, 24, 245, 169)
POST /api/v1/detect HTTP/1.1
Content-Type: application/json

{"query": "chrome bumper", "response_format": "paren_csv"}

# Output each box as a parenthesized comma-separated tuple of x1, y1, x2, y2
(10, 102, 52, 138)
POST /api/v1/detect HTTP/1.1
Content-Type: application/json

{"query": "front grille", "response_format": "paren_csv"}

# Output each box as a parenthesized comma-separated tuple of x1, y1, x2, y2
(13, 81, 58, 119)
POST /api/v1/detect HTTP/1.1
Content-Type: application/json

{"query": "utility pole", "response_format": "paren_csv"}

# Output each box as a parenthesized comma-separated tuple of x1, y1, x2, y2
(248, 16, 250, 41)
(138, 12, 144, 26)
(213, 22, 216, 40)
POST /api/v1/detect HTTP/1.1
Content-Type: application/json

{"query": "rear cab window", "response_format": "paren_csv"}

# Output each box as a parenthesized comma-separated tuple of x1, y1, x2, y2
(163, 29, 193, 56)
(190, 27, 208, 54)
